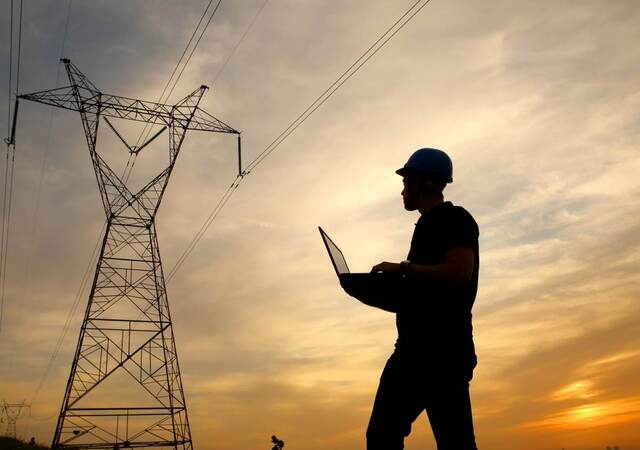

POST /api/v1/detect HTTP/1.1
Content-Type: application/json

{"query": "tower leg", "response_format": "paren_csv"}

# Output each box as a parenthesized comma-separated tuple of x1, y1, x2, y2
(52, 220, 192, 450)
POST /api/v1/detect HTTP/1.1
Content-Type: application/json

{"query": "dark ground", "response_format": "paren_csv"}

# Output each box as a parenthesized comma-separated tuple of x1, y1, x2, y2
(0, 437, 49, 450)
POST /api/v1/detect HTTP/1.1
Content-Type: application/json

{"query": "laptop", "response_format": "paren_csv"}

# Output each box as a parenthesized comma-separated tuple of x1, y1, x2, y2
(319, 227, 403, 312)
(319, 226, 403, 283)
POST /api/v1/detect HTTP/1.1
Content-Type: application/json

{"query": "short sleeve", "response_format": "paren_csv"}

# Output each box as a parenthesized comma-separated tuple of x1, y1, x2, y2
(440, 206, 479, 251)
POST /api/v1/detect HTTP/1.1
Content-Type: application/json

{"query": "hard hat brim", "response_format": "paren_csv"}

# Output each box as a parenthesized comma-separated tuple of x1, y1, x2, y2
(395, 167, 452, 183)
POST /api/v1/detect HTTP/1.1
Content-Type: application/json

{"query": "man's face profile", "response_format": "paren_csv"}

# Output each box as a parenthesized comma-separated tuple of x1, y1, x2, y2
(401, 176, 420, 211)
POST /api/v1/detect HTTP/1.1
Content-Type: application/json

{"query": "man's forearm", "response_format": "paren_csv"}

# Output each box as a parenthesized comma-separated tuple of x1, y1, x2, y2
(404, 262, 470, 284)
(372, 247, 475, 284)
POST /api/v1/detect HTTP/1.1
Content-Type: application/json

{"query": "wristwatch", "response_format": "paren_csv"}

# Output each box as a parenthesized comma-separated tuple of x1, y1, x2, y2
(399, 260, 411, 276)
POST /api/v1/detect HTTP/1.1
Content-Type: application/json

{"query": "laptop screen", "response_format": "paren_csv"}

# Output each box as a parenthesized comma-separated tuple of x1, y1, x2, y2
(319, 227, 350, 275)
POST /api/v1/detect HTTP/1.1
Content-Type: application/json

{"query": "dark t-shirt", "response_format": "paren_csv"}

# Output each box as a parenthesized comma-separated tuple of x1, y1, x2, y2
(395, 201, 479, 376)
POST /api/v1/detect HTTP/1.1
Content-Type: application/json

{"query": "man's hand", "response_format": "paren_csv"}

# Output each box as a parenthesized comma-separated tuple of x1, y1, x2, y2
(370, 261, 401, 273)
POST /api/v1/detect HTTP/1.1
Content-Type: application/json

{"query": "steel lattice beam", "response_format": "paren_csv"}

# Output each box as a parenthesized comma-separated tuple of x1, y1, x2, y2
(19, 59, 239, 450)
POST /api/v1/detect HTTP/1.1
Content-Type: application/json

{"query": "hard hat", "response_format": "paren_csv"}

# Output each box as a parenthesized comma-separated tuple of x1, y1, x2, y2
(395, 147, 453, 183)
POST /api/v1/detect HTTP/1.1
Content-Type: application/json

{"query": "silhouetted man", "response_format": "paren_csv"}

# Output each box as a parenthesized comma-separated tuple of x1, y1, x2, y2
(341, 148, 479, 450)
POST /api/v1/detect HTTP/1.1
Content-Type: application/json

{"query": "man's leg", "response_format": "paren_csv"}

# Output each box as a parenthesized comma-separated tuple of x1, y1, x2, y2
(366, 353, 424, 450)
(424, 379, 477, 450)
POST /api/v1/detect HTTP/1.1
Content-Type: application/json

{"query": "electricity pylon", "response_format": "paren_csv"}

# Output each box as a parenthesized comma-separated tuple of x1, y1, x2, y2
(1, 400, 30, 439)
(19, 59, 239, 449)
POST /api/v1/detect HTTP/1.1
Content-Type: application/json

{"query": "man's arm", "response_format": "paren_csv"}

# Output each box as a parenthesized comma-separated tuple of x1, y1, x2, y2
(371, 246, 475, 284)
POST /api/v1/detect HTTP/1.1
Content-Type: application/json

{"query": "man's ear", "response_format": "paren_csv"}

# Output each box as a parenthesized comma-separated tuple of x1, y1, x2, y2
(419, 176, 444, 195)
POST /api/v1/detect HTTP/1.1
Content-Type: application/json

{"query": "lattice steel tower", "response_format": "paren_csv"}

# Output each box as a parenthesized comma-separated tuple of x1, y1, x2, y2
(1, 400, 30, 439)
(19, 59, 239, 449)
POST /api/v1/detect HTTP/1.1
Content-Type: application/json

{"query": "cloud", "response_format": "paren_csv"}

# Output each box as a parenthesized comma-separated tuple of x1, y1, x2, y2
(2, 1, 639, 449)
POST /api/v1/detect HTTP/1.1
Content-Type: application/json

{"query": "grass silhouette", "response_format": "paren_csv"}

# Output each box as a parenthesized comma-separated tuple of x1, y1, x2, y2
(0, 436, 49, 450)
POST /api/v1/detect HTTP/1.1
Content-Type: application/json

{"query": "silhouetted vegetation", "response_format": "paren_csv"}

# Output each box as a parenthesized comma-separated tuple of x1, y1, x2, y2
(0, 436, 48, 450)
(271, 435, 284, 450)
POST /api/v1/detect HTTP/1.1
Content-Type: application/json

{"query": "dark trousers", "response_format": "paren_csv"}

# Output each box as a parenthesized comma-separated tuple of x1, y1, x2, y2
(366, 351, 478, 450)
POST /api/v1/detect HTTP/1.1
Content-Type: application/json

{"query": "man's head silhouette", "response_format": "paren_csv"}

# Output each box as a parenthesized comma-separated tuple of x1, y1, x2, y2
(397, 148, 453, 212)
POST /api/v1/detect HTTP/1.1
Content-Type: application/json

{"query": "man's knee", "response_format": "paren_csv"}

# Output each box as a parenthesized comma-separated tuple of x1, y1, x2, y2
(366, 427, 404, 450)
(366, 416, 411, 450)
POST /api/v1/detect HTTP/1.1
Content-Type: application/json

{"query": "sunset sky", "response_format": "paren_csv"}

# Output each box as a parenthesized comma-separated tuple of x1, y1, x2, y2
(1, 1, 639, 449)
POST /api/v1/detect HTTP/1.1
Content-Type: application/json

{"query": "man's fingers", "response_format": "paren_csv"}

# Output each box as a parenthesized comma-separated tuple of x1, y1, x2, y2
(371, 262, 390, 273)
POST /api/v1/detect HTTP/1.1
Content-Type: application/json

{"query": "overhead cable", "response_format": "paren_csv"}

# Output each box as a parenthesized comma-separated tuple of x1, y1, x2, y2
(15, 0, 24, 96)
(132, 0, 223, 184)
(165, 0, 223, 102)
(212, 0, 270, 85)
(19, 0, 73, 328)
(166, 0, 433, 282)
(0, 0, 23, 335)
(0, 0, 12, 334)
(29, 222, 106, 408)
(6, 0, 14, 140)
(244, 0, 432, 174)
(165, 176, 241, 282)
(26, 1, 82, 411)
(134, 0, 223, 149)
(0, 147, 15, 335)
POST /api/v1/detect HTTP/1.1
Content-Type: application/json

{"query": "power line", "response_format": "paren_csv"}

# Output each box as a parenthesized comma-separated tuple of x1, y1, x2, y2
(130, 0, 223, 192)
(24, 1, 81, 411)
(165, 0, 223, 102)
(134, 0, 223, 150)
(166, 0, 433, 281)
(29, 222, 105, 408)
(0, 146, 15, 335)
(156, 0, 213, 103)
(244, 0, 432, 174)
(0, 0, 24, 336)
(166, 175, 241, 283)
(164, 0, 273, 281)
(0, 0, 12, 335)
(212, 0, 270, 85)
(6, 0, 14, 139)
(19, 0, 73, 329)
(15, 0, 24, 95)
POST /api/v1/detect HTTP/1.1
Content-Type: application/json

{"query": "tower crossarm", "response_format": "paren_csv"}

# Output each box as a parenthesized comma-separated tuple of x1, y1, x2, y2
(19, 86, 79, 113)
(182, 105, 238, 134)
(98, 93, 174, 126)
(20, 88, 239, 134)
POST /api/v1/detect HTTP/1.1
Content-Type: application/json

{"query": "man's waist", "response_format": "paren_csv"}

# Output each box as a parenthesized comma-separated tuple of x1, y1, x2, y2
(391, 339, 478, 377)
(395, 317, 475, 351)
(396, 310, 473, 329)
